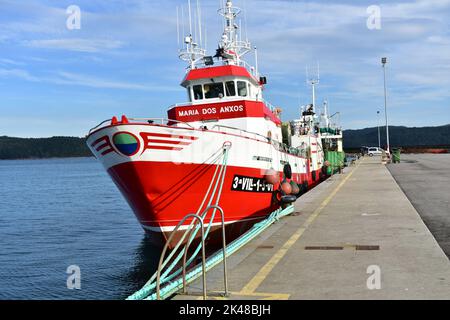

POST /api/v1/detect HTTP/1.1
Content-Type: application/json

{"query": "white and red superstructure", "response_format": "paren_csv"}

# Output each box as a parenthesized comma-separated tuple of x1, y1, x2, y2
(86, 0, 326, 247)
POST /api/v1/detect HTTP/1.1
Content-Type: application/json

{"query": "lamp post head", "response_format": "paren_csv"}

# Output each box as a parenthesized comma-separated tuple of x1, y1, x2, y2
(381, 57, 387, 65)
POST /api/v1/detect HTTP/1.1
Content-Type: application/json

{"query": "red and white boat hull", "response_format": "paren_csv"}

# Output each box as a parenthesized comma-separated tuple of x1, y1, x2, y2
(87, 122, 321, 247)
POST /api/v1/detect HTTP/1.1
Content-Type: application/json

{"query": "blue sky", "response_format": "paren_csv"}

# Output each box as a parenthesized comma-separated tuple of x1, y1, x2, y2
(1, 0, 449, 137)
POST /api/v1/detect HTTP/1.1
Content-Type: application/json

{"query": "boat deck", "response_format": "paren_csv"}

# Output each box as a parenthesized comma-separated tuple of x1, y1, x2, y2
(173, 157, 450, 300)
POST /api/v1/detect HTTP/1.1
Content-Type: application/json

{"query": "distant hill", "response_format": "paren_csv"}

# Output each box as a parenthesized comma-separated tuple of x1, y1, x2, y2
(0, 136, 91, 160)
(1, 124, 449, 159)
(343, 124, 450, 149)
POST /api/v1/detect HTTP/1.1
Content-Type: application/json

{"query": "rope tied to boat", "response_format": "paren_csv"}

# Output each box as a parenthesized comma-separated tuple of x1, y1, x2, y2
(127, 142, 231, 300)
(126, 141, 295, 300)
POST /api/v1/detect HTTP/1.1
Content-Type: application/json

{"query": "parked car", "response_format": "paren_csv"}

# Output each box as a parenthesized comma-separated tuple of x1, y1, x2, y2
(367, 147, 383, 157)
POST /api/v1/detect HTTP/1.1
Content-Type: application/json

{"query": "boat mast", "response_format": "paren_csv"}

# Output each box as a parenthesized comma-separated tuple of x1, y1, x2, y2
(323, 100, 330, 128)
(178, 0, 206, 69)
(306, 63, 320, 113)
(216, 0, 251, 66)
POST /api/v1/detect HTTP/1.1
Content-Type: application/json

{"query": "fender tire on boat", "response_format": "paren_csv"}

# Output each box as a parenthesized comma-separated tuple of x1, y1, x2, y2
(283, 164, 292, 179)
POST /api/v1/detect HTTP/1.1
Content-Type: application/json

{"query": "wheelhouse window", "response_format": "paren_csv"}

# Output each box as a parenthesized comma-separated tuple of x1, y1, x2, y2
(204, 83, 225, 99)
(193, 85, 203, 100)
(225, 81, 236, 97)
(237, 81, 248, 97)
(187, 86, 192, 102)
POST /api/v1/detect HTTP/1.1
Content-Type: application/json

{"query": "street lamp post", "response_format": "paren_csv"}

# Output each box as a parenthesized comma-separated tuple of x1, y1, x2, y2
(377, 111, 381, 148)
(381, 57, 390, 153)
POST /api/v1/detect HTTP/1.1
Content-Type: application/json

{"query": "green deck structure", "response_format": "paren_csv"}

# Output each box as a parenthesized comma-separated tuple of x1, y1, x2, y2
(325, 151, 345, 175)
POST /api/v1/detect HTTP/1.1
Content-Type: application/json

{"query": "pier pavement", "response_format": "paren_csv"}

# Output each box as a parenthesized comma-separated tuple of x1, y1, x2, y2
(174, 157, 450, 300)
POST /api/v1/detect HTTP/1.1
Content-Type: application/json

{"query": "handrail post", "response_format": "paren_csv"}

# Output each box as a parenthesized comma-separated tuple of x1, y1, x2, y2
(202, 205, 228, 296)
(200, 221, 207, 300)
(156, 214, 207, 300)
(182, 229, 193, 294)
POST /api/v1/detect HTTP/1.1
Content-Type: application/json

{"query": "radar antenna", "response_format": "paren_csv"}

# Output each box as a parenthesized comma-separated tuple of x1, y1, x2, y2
(178, 0, 207, 69)
(306, 62, 320, 112)
(215, 0, 251, 65)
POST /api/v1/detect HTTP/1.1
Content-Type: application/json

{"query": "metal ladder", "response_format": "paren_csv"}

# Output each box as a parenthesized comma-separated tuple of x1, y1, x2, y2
(156, 205, 228, 300)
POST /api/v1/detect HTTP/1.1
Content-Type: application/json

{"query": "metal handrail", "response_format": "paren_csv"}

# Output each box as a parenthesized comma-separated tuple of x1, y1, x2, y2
(128, 118, 194, 129)
(87, 117, 194, 135)
(261, 98, 277, 113)
(129, 143, 231, 301)
(182, 205, 228, 297)
(88, 119, 112, 135)
(211, 124, 268, 142)
(156, 214, 207, 300)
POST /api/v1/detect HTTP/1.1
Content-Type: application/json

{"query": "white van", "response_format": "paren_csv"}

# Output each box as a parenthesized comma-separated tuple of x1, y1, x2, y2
(367, 147, 383, 157)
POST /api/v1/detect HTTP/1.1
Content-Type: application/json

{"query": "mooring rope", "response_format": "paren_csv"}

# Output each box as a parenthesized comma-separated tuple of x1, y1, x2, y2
(127, 143, 231, 300)
(126, 141, 294, 300)
(127, 205, 294, 300)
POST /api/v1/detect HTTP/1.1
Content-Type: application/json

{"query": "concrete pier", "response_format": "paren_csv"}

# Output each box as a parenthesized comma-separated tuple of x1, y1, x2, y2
(174, 157, 450, 300)
(388, 154, 450, 258)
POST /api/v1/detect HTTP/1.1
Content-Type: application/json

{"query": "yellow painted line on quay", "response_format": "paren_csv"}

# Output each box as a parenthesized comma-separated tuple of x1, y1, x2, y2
(237, 160, 362, 297)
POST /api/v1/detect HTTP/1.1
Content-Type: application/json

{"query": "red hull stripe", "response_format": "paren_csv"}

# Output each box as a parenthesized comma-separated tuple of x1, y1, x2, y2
(146, 146, 183, 151)
(101, 149, 115, 156)
(95, 142, 110, 152)
(91, 136, 114, 155)
(140, 132, 198, 141)
(91, 136, 107, 147)
(147, 139, 191, 146)
(147, 146, 184, 151)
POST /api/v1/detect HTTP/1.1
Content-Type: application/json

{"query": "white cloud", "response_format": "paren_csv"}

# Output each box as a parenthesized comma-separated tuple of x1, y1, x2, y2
(0, 58, 25, 66)
(0, 68, 40, 81)
(2, 0, 450, 132)
(23, 38, 125, 53)
(0, 67, 178, 92)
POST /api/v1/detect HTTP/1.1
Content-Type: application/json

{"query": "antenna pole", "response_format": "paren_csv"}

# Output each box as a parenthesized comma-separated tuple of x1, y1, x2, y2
(188, 0, 193, 36)
(323, 100, 330, 128)
(178, 0, 206, 69)
(181, 6, 185, 48)
(317, 61, 320, 81)
(196, 0, 202, 46)
(239, 19, 242, 42)
(306, 64, 320, 113)
(312, 84, 316, 113)
(254, 46, 258, 78)
(244, 0, 248, 40)
(176, 7, 180, 46)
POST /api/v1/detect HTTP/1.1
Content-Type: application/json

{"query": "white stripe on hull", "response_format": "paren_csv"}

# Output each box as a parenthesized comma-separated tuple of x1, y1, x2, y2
(141, 216, 263, 232)
(87, 124, 323, 177)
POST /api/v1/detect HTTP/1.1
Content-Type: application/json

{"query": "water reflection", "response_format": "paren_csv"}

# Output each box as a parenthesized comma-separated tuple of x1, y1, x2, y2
(120, 235, 163, 298)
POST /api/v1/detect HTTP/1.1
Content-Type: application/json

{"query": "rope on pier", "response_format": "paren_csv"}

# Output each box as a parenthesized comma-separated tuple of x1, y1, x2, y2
(127, 204, 294, 300)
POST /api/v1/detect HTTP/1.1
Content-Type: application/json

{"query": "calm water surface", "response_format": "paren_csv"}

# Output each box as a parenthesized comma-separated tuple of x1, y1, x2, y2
(0, 157, 161, 300)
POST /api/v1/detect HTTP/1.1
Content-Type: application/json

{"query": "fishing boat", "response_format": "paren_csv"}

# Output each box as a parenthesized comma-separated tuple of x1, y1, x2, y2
(86, 0, 339, 247)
